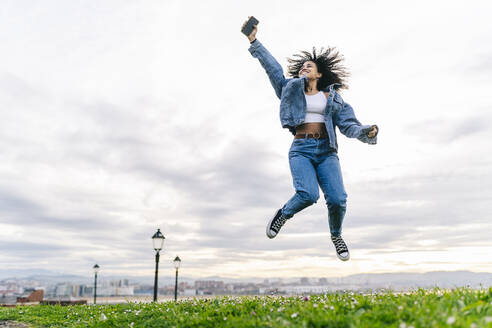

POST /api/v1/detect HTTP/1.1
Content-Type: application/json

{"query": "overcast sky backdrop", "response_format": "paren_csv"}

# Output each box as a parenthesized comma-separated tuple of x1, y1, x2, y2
(1, 0, 491, 281)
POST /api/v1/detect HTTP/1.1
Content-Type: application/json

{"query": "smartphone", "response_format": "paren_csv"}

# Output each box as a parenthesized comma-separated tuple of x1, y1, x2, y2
(242, 16, 259, 36)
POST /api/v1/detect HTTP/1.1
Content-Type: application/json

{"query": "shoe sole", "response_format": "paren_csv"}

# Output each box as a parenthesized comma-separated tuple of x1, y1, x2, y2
(266, 209, 281, 239)
(336, 252, 350, 261)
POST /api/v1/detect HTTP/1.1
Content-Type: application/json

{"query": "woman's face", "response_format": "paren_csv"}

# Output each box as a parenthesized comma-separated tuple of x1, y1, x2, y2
(298, 61, 322, 80)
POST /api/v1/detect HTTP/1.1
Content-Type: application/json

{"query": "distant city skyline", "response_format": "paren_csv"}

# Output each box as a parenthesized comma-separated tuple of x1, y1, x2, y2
(2, 270, 491, 305)
(1, 0, 491, 278)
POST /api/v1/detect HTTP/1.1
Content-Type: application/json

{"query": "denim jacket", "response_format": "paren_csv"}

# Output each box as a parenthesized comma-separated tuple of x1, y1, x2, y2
(248, 40, 377, 151)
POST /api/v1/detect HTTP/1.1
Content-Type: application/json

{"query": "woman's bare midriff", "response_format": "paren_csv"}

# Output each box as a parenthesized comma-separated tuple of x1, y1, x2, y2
(295, 122, 325, 135)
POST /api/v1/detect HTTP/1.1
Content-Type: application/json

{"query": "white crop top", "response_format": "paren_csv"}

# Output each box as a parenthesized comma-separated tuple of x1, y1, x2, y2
(304, 91, 327, 123)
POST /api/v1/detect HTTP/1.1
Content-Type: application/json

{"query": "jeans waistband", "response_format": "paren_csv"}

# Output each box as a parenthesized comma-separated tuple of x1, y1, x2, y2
(294, 132, 328, 139)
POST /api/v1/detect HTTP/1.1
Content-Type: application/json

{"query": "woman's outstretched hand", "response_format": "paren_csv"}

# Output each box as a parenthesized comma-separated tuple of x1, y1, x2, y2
(241, 16, 257, 42)
(367, 125, 378, 138)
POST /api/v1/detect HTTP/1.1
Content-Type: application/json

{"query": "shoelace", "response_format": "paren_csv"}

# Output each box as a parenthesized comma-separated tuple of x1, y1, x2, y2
(331, 237, 348, 253)
(271, 215, 287, 232)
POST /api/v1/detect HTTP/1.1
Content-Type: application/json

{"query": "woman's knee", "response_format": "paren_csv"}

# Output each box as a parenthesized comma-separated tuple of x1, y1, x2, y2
(327, 194, 347, 208)
(297, 190, 319, 205)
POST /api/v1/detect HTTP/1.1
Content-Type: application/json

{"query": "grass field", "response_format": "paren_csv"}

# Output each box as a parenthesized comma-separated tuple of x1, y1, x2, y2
(0, 288, 491, 327)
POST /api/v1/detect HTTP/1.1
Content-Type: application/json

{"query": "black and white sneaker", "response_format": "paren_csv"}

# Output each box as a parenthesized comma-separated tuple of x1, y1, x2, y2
(266, 209, 288, 239)
(331, 236, 350, 261)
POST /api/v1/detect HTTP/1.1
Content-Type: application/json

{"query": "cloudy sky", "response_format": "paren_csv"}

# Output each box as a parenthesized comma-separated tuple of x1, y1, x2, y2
(1, 0, 491, 281)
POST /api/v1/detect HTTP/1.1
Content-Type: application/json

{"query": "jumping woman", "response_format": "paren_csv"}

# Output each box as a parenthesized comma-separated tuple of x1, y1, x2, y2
(241, 18, 378, 261)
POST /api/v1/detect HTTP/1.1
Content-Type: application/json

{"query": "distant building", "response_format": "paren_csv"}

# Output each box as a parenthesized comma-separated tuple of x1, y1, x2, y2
(44, 280, 135, 298)
(54, 284, 76, 297)
(194, 280, 225, 290)
(17, 289, 44, 303)
(0, 294, 17, 305)
(97, 286, 134, 296)
(183, 289, 196, 296)
(118, 279, 129, 287)
(195, 280, 225, 295)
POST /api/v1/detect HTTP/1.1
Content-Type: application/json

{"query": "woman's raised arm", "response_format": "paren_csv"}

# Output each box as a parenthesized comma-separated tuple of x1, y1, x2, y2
(242, 18, 289, 99)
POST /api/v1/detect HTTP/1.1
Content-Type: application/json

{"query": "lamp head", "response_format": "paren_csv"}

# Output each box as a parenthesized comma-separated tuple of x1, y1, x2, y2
(152, 228, 165, 251)
(173, 256, 181, 269)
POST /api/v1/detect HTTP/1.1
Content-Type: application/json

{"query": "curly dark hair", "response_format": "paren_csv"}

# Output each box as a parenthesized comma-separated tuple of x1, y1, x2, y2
(287, 47, 349, 91)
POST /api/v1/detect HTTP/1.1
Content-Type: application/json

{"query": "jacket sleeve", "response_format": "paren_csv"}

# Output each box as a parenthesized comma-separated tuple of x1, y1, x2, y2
(334, 100, 378, 145)
(248, 40, 289, 99)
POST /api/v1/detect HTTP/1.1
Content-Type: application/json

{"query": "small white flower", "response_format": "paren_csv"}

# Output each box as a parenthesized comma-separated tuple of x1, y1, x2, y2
(398, 305, 403, 310)
(330, 306, 334, 310)
(313, 303, 318, 308)
(399, 323, 406, 328)
(223, 317, 227, 321)
(446, 316, 455, 324)
(100, 313, 107, 321)
(485, 317, 492, 323)
(291, 312, 298, 318)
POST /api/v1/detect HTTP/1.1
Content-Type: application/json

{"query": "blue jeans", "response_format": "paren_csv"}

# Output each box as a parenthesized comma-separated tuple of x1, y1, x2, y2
(281, 137, 347, 237)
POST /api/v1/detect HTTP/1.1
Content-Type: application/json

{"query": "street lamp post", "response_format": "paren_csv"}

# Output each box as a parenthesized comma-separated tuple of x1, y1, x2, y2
(173, 256, 181, 302)
(152, 228, 165, 302)
(93, 264, 100, 304)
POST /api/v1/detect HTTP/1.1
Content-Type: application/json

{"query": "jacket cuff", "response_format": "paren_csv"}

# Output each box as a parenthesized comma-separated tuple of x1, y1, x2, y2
(248, 39, 261, 55)
(357, 125, 378, 145)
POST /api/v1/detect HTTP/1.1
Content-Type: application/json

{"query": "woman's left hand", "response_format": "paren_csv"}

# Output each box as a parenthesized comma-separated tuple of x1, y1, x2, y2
(367, 125, 378, 138)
